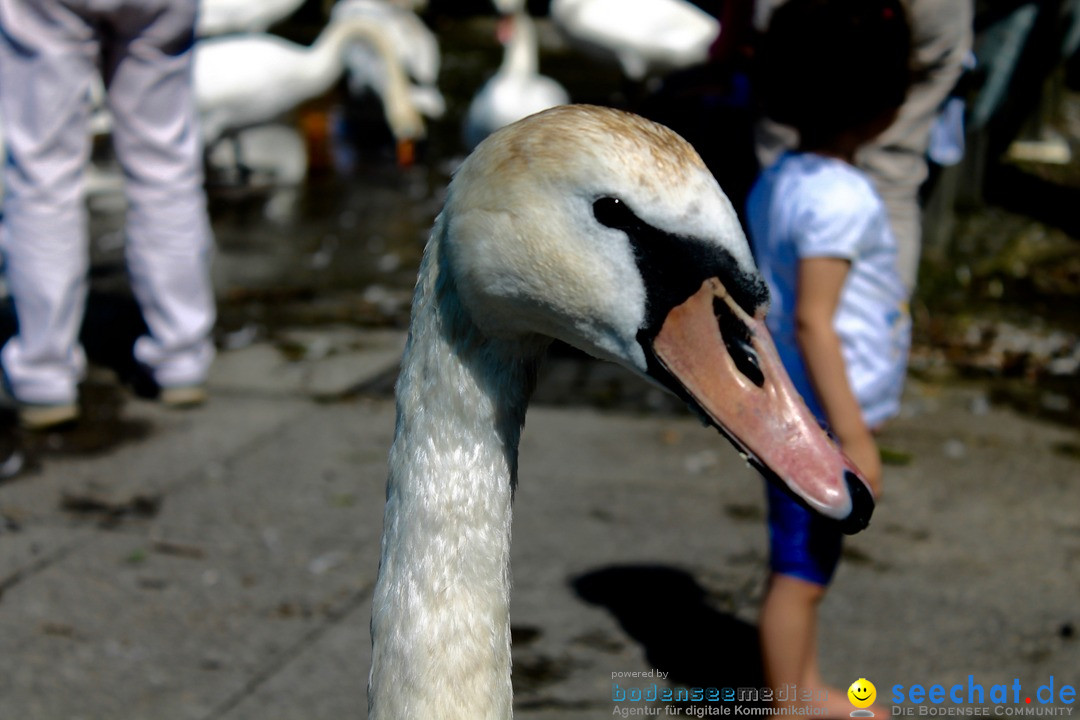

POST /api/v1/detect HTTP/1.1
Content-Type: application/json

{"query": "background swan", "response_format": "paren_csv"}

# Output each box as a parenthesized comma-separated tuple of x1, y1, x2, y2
(368, 104, 873, 719)
(331, 0, 446, 120)
(197, 0, 307, 36)
(490, 0, 525, 12)
(463, 12, 570, 151)
(194, 15, 425, 166)
(205, 123, 308, 223)
(550, 0, 720, 82)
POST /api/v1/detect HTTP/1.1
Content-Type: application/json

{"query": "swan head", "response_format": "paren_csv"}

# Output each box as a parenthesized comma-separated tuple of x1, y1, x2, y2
(442, 104, 873, 533)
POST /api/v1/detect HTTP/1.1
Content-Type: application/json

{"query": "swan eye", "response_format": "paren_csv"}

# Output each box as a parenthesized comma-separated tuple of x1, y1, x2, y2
(592, 196, 640, 232)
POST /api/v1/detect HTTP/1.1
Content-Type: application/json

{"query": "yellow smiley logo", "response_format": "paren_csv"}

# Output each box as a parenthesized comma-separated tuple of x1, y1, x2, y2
(848, 678, 877, 709)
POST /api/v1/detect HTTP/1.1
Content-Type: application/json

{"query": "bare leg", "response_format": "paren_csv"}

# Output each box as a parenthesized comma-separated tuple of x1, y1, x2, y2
(760, 573, 891, 719)
(761, 572, 826, 718)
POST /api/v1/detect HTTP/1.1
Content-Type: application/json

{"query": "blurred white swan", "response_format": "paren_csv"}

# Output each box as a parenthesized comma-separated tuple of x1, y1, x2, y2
(206, 123, 308, 223)
(463, 12, 569, 150)
(490, 0, 525, 13)
(194, 15, 425, 165)
(550, 0, 719, 81)
(197, 0, 307, 36)
(331, 0, 445, 119)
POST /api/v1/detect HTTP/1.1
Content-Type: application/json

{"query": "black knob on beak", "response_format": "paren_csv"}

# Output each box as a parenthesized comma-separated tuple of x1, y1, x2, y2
(837, 470, 874, 535)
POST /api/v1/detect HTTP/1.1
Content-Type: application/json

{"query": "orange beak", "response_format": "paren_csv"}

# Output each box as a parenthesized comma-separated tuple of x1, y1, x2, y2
(396, 138, 416, 168)
(496, 15, 516, 45)
(651, 278, 874, 533)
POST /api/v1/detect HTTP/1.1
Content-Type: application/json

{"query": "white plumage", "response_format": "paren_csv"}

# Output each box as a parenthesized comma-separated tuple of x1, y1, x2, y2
(368, 104, 874, 719)
(332, 0, 446, 119)
(490, 0, 525, 13)
(550, 0, 720, 81)
(197, 0, 307, 36)
(463, 12, 569, 151)
(193, 16, 425, 156)
(205, 123, 308, 223)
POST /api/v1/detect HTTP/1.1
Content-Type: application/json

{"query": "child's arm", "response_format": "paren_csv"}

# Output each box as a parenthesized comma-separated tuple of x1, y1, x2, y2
(795, 257, 883, 495)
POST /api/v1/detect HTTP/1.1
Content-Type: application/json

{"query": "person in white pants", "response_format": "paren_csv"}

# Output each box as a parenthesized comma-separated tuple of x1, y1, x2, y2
(0, 0, 216, 429)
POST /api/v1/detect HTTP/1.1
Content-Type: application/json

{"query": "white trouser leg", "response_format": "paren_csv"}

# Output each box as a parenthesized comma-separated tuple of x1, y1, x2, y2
(0, 0, 95, 405)
(103, 0, 215, 389)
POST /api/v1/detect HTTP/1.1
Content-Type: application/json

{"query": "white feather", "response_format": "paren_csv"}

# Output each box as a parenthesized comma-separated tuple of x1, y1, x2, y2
(369, 105, 755, 720)
(197, 0, 306, 36)
(332, 0, 446, 119)
(463, 13, 570, 151)
(550, 0, 719, 81)
(194, 16, 426, 146)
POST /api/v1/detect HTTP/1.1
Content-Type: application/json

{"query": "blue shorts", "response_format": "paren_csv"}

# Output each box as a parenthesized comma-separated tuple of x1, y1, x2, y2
(763, 362, 845, 585)
(766, 481, 843, 586)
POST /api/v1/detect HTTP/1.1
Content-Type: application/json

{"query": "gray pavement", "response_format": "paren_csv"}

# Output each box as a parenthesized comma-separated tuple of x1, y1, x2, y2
(0, 325, 1078, 719)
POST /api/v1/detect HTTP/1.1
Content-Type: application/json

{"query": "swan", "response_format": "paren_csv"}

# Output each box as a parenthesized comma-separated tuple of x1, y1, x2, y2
(331, 0, 446, 120)
(490, 0, 525, 12)
(463, 12, 570, 151)
(194, 16, 425, 166)
(197, 0, 307, 36)
(550, 0, 720, 81)
(367, 104, 874, 719)
(205, 123, 308, 223)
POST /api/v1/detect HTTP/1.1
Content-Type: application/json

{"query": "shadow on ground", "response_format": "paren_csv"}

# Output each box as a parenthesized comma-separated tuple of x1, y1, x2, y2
(572, 564, 766, 699)
(0, 291, 155, 468)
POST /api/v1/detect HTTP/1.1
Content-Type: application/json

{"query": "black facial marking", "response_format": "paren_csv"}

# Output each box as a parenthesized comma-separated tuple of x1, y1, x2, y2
(591, 196, 768, 336)
(592, 197, 871, 533)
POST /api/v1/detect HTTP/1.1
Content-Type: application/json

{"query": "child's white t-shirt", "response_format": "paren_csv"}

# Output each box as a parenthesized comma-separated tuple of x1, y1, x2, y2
(746, 151, 910, 428)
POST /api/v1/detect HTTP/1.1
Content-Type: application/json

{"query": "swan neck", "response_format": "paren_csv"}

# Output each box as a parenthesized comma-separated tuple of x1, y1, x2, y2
(369, 218, 545, 719)
(502, 13, 539, 79)
(303, 18, 385, 94)
(336, 17, 422, 139)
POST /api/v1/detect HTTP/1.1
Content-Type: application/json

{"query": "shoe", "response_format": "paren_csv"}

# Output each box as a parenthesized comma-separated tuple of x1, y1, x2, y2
(19, 402, 80, 431)
(159, 384, 207, 408)
(0, 437, 25, 481)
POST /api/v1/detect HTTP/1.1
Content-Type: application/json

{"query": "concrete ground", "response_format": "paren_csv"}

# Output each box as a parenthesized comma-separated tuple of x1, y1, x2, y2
(0, 325, 1077, 719)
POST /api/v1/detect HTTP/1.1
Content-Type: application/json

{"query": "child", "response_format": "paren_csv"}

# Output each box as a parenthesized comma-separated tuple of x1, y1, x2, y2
(745, 0, 912, 715)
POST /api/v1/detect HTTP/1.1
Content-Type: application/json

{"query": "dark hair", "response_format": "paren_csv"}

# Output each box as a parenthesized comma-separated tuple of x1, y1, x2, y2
(756, 0, 912, 143)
